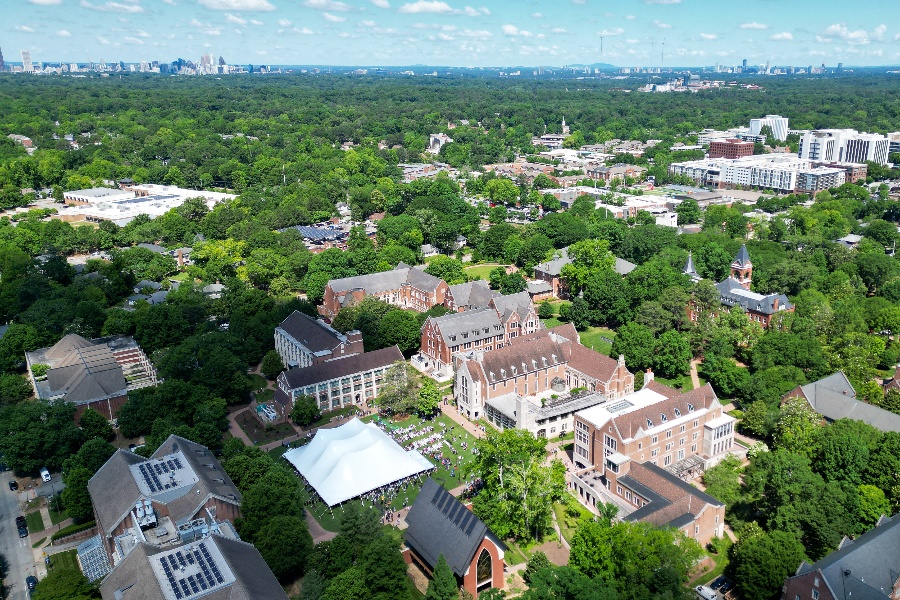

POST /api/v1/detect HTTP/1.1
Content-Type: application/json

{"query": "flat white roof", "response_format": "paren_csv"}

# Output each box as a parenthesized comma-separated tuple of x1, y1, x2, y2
(576, 387, 668, 429)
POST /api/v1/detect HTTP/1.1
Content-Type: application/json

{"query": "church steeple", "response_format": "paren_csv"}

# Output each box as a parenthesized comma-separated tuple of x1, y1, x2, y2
(731, 244, 752, 289)
(683, 251, 701, 282)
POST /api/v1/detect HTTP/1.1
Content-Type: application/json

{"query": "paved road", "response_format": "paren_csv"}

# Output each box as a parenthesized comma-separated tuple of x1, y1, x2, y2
(0, 472, 36, 600)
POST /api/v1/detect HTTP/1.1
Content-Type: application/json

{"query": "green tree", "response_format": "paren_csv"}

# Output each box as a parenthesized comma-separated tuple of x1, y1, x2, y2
(653, 330, 691, 378)
(0, 373, 33, 406)
(320, 567, 369, 600)
(260, 350, 285, 379)
(523, 551, 553, 585)
(732, 530, 806, 600)
(417, 379, 441, 417)
(858, 484, 891, 528)
(675, 198, 701, 225)
(773, 396, 823, 457)
(500, 272, 527, 295)
(31, 567, 100, 600)
(78, 408, 114, 442)
(425, 555, 458, 600)
(0, 400, 83, 473)
(424, 256, 468, 284)
(522, 565, 616, 600)
(255, 515, 314, 581)
(375, 361, 418, 416)
(61, 466, 95, 522)
(292, 395, 321, 426)
(611, 322, 655, 372)
(538, 301, 555, 320)
(238, 468, 305, 541)
(379, 309, 421, 353)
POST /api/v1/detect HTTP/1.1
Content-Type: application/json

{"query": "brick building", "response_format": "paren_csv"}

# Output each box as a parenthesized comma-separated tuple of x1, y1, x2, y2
(404, 479, 506, 599)
(319, 263, 454, 319)
(708, 138, 754, 159)
(686, 245, 793, 329)
(274, 310, 364, 369)
(418, 292, 539, 376)
(25, 333, 158, 420)
(781, 515, 900, 600)
(87, 435, 242, 573)
(533, 248, 636, 299)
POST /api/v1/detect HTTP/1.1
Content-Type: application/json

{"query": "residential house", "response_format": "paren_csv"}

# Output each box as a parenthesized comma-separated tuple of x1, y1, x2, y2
(87, 435, 242, 572)
(404, 478, 506, 599)
(25, 334, 158, 420)
(320, 264, 454, 319)
(274, 310, 364, 369)
(274, 345, 404, 413)
(585, 163, 647, 183)
(785, 371, 900, 433)
(781, 515, 900, 600)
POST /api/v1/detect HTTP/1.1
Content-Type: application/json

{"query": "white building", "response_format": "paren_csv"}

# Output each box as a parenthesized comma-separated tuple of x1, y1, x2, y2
(799, 129, 890, 165)
(669, 154, 847, 193)
(749, 115, 789, 142)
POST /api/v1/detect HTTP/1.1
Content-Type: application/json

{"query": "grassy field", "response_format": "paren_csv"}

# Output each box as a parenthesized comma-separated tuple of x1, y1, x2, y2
(691, 538, 732, 585)
(292, 412, 479, 532)
(255, 388, 275, 403)
(248, 373, 268, 392)
(48, 503, 68, 525)
(464, 263, 509, 280)
(26, 511, 45, 533)
(48, 549, 79, 571)
(578, 327, 617, 356)
(305, 405, 361, 429)
(553, 496, 594, 546)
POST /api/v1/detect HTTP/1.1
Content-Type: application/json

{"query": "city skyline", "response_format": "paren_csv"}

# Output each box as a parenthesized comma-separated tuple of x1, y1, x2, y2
(4, 0, 900, 68)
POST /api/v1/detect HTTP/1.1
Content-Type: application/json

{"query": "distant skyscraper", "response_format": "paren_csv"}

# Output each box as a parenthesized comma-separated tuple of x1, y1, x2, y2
(742, 59, 747, 69)
(21, 50, 33, 73)
(837, 62, 843, 74)
(0, 47, 5, 72)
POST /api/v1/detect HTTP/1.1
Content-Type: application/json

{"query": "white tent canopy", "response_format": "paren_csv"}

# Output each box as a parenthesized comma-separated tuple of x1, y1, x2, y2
(284, 418, 433, 507)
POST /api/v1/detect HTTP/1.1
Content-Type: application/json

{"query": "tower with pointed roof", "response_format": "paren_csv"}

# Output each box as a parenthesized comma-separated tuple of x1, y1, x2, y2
(731, 244, 752, 290)
(683, 251, 701, 282)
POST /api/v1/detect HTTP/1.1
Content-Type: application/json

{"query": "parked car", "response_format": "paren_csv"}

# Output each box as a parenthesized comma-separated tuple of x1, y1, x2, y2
(40, 467, 51, 482)
(696, 586, 717, 600)
(26, 575, 38, 591)
(710, 576, 728, 590)
(18, 526, 28, 538)
(720, 580, 736, 594)
(15, 515, 26, 528)
(8, 480, 17, 491)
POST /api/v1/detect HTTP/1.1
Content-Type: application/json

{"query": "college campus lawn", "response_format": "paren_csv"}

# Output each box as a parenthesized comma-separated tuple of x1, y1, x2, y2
(578, 327, 617, 356)
(463, 263, 509, 281)
(48, 549, 79, 572)
(26, 511, 44, 533)
(285, 412, 479, 533)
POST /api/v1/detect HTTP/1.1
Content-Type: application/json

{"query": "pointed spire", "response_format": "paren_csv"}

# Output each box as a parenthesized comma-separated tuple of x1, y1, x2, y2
(683, 252, 700, 281)
(733, 244, 751, 267)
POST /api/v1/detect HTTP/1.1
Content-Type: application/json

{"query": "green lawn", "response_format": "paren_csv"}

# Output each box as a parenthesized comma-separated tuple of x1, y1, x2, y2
(464, 263, 509, 280)
(248, 373, 268, 392)
(291, 413, 479, 532)
(540, 317, 564, 329)
(48, 549, 79, 571)
(654, 374, 694, 391)
(255, 388, 274, 403)
(235, 410, 295, 445)
(578, 327, 617, 356)
(26, 511, 45, 533)
(305, 405, 361, 429)
(692, 537, 732, 585)
(48, 502, 68, 525)
(553, 496, 593, 546)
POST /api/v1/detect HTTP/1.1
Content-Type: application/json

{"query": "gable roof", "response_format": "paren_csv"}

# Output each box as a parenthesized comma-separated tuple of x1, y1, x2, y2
(479, 331, 566, 383)
(277, 311, 349, 354)
(534, 248, 636, 277)
(449, 280, 500, 309)
(99, 534, 288, 600)
(715, 278, 793, 315)
(733, 244, 752, 267)
(327, 265, 444, 298)
(548, 322, 579, 343)
(489, 292, 534, 322)
(45, 333, 94, 360)
(562, 341, 620, 382)
(405, 478, 503, 577)
(622, 462, 724, 528)
(790, 515, 900, 600)
(791, 372, 900, 432)
(428, 308, 502, 346)
(280, 346, 403, 390)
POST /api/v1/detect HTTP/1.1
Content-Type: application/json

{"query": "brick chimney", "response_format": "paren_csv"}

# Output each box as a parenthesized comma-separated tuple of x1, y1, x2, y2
(644, 368, 654, 388)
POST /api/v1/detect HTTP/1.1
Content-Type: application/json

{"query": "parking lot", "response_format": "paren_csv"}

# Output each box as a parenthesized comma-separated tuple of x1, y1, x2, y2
(696, 575, 737, 600)
(1, 471, 39, 600)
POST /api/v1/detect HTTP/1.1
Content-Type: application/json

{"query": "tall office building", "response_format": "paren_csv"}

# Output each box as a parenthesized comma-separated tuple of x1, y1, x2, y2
(0, 47, 5, 72)
(749, 115, 789, 142)
(21, 50, 33, 73)
(799, 129, 890, 165)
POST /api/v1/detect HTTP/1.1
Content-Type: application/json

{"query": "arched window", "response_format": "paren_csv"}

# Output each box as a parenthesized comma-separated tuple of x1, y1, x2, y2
(476, 548, 492, 586)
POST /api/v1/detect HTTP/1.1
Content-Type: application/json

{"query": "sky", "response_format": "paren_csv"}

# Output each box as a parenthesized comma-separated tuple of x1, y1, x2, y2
(4, 0, 900, 68)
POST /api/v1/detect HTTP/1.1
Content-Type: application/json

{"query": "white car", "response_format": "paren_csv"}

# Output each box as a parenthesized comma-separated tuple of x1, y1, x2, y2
(40, 467, 51, 482)
(696, 585, 718, 600)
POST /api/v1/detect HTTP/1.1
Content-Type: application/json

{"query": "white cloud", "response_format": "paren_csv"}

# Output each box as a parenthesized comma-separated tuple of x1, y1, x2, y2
(278, 18, 291, 26)
(398, 0, 454, 14)
(15, 25, 36, 32)
(571, 0, 585, 4)
(135, 28, 150, 37)
(28, 0, 62, 4)
(551, 27, 567, 34)
(437, 32, 454, 40)
(625, 38, 639, 44)
(124, 36, 145, 44)
(873, 24, 887, 40)
(323, 12, 346, 21)
(699, 32, 717, 40)
(459, 28, 491, 38)
(370, 0, 390, 6)
(225, 13, 247, 24)
(531, 12, 543, 17)
(198, 0, 276, 10)
(769, 31, 792, 41)
(56, 29, 72, 36)
(361, 19, 376, 26)
(645, 0, 681, 3)
(250, 18, 262, 24)
(625, 14, 635, 20)
(303, 0, 350, 11)
(80, 1, 144, 13)
(654, 20, 671, 28)
(597, 27, 624, 36)
(739, 22, 768, 30)
(820, 23, 880, 45)
(502, 24, 532, 37)
(162, 0, 175, 4)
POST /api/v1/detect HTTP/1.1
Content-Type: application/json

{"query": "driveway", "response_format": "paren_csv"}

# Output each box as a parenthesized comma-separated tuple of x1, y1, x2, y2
(0, 472, 37, 600)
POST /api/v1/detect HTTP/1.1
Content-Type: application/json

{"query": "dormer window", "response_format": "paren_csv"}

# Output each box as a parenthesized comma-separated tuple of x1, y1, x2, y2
(501, 368, 506, 377)
(483, 328, 489, 334)
(647, 419, 653, 428)
(489, 371, 495, 381)
(674, 408, 681, 417)
(687, 403, 694, 412)
(450, 335, 456, 341)
(661, 414, 668, 422)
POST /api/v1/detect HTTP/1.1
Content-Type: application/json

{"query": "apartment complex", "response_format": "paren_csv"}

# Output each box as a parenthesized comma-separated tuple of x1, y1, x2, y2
(319, 263, 453, 318)
(799, 129, 891, 165)
(419, 292, 540, 376)
(274, 310, 364, 369)
(669, 154, 857, 193)
(708, 138, 754, 159)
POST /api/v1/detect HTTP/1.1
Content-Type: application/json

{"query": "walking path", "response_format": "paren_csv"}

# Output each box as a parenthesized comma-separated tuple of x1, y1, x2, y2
(690, 359, 702, 390)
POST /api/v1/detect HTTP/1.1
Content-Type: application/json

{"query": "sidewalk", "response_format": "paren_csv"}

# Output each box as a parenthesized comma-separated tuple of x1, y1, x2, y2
(690, 359, 702, 390)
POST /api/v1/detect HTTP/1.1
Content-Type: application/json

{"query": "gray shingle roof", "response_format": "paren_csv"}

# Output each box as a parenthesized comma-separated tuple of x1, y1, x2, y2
(622, 461, 723, 527)
(715, 278, 793, 315)
(448, 280, 499, 310)
(428, 308, 502, 346)
(280, 346, 403, 390)
(793, 372, 900, 432)
(792, 515, 900, 600)
(277, 311, 346, 354)
(327, 268, 411, 296)
(733, 244, 752, 267)
(404, 478, 503, 577)
(534, 248, 635, 277)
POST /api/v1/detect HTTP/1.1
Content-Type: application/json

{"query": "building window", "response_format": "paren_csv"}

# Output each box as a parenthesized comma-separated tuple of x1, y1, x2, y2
(664, 455, 672, 466)
(476, 549, 492, 586)
(666, 430, 672, 439)
(651, 436, 658, 444)
(812, 591, 819, 600)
